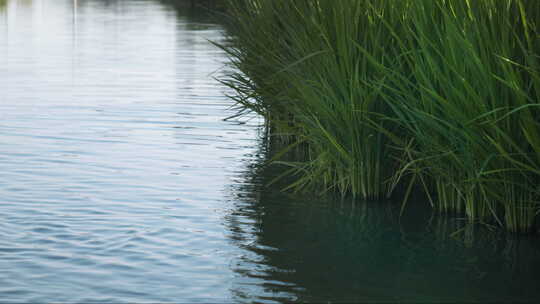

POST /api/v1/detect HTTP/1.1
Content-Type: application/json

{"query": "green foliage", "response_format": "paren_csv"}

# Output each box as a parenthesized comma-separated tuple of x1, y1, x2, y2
(374, 0, 540, 233)
(218, 0, 540, 233)
(219, 0, 404, 199)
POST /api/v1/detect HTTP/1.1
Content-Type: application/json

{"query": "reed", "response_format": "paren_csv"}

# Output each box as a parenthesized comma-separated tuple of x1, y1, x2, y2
(374, 0, 540, 232)
(219, 0, 408, 199)
(219, 0, 540, 233)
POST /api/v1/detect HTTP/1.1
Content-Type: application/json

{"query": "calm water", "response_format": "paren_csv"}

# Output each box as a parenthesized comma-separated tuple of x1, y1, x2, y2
(1, 0, 539, 303)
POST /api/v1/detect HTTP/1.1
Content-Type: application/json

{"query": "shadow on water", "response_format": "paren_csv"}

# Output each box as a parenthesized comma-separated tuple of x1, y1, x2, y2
(225, 137, 540, 303)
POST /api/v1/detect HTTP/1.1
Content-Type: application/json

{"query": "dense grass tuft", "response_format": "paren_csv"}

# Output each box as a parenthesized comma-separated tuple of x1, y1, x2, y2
(218, 0, 540, 233)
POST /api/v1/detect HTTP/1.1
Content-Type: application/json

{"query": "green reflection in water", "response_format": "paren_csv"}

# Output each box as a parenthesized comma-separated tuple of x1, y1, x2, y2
(227, 138, 540, 303)
(159, 0, 227, 30)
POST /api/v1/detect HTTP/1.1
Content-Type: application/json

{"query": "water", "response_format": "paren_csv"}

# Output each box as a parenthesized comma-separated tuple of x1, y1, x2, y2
(1, 0, 539, 303)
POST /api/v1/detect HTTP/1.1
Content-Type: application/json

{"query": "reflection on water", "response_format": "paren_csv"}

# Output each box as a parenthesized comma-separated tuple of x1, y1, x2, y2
(226, 140, 540, 303)
(0, 0, 259, 302)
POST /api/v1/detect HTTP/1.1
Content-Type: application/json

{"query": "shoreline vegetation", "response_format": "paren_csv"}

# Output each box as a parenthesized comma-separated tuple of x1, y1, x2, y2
(216, 0, 540, 234)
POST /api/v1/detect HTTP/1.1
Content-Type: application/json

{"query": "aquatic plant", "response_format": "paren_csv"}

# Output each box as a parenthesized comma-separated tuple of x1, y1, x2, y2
(373, 0, 540, 233)
(219, 0, 407, 199)
(219, 0, 540, 233)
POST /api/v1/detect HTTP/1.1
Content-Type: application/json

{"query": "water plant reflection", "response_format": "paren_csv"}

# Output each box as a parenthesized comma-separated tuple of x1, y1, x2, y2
(226, 140, 540, 303)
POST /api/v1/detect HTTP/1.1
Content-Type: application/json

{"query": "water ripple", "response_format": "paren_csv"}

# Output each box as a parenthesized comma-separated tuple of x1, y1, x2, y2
(0, 0, 260, 302)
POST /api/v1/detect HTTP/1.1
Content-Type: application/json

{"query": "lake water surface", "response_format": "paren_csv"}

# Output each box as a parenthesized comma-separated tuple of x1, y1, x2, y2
(1, 0, 540, 303)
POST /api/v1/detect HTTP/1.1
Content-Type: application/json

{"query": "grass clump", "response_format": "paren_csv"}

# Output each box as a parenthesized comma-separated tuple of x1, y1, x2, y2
(376, 0, 540, 233)
(219, 0, 405, 199)
(218, 0, 540, 233)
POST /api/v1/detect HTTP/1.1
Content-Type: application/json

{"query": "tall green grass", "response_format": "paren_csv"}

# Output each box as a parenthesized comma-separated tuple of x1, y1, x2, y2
(220, 0, 406, 199)
(219, 0, 540, 233)
(373, 0, 540, 233)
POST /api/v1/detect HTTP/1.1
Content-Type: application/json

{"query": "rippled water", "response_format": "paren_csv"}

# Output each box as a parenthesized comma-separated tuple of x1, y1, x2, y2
(1, 0, 259, 302)
(1, 0, 540, 303)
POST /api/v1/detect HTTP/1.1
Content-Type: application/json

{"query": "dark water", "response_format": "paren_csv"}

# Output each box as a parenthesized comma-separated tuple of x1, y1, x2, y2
(1, 0, 540, 303)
